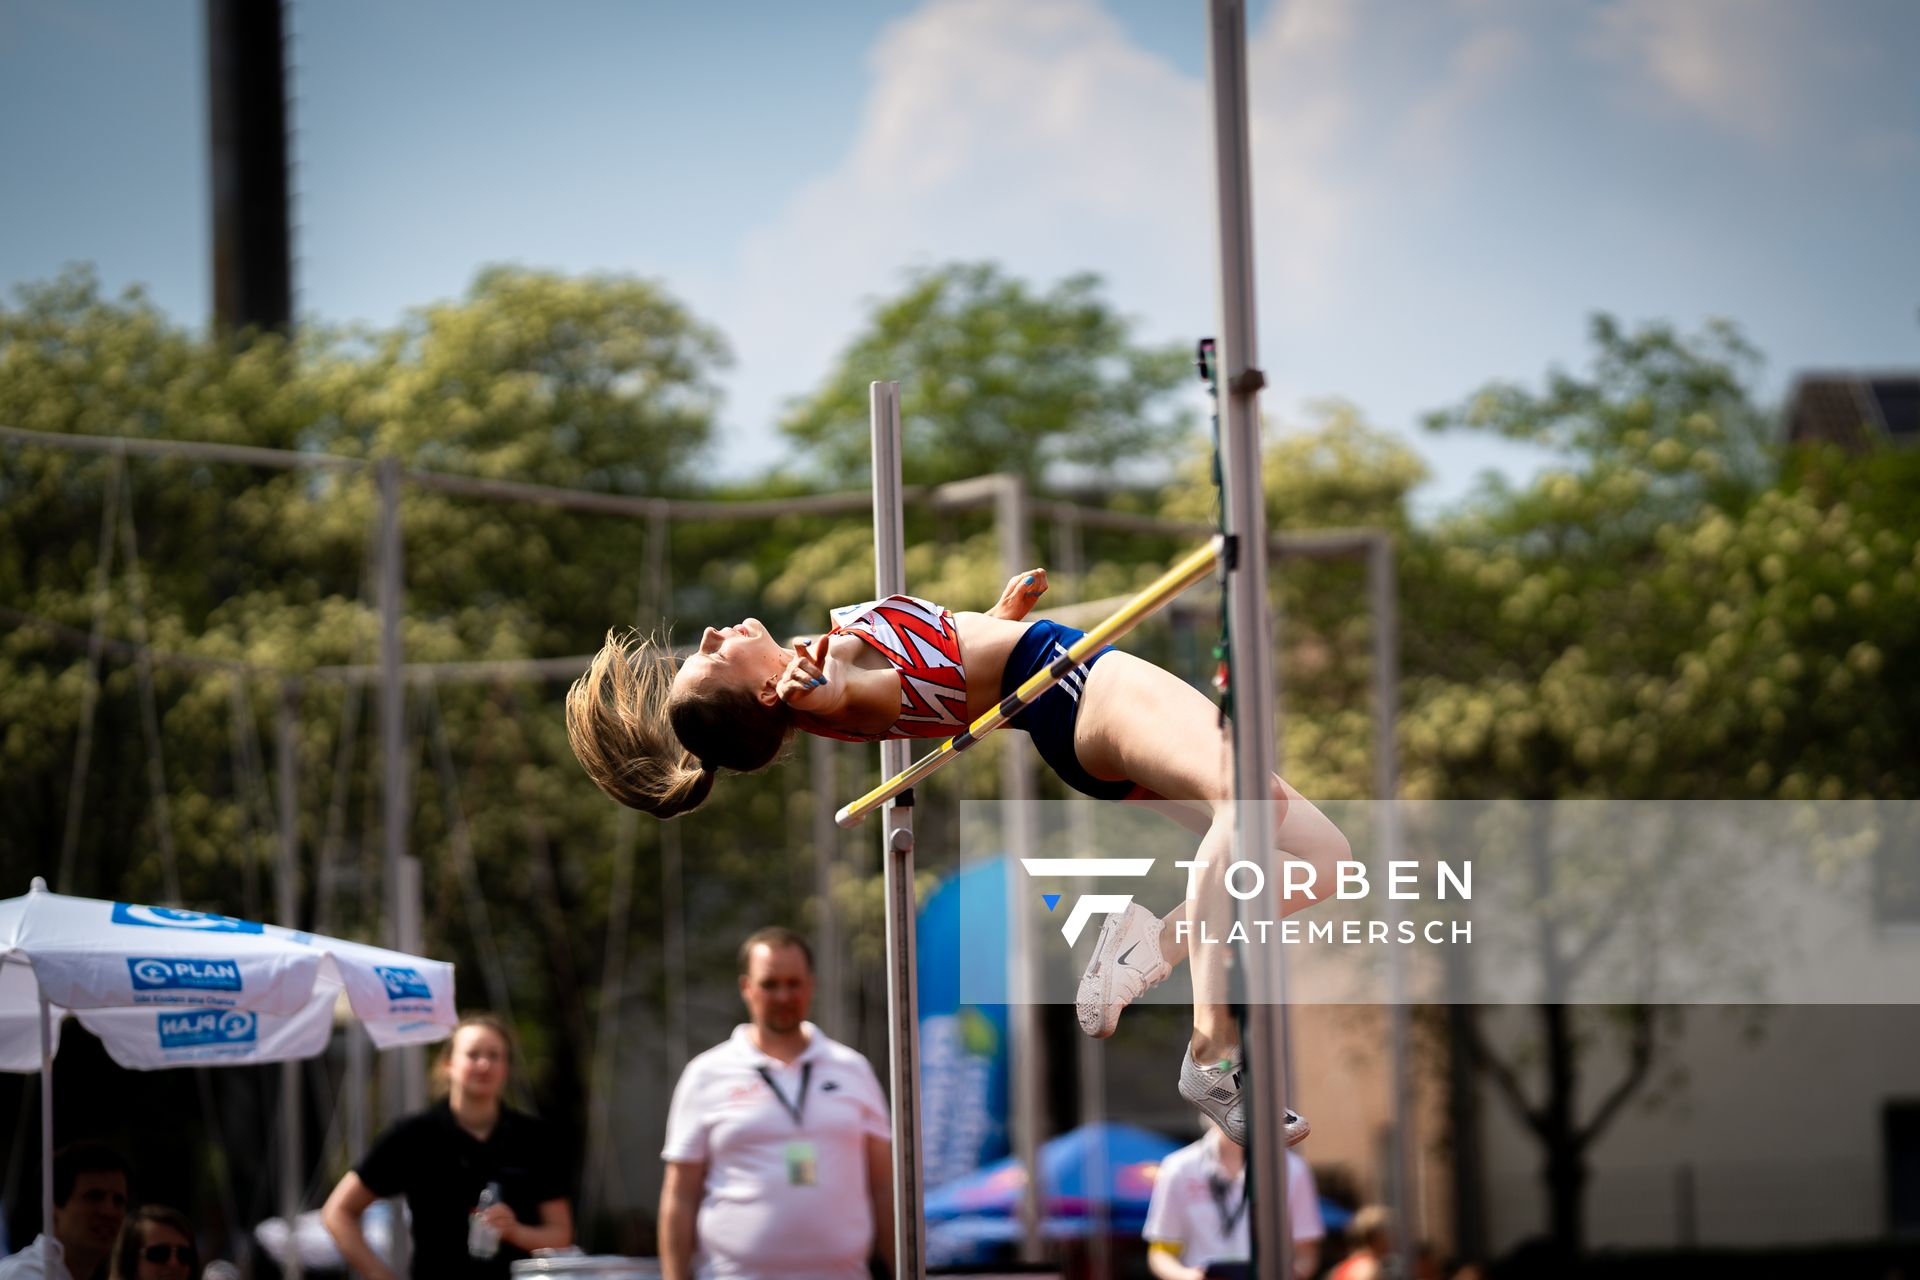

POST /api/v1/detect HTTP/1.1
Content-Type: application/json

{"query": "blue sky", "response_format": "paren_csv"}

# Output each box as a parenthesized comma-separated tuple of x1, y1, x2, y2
(3, 0, 1915, 511)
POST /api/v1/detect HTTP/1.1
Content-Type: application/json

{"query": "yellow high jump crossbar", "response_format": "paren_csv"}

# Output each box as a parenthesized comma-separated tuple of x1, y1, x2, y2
(834, 535, 1224, 828)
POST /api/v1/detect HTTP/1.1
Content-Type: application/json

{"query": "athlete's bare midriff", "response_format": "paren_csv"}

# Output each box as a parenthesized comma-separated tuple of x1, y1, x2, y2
(949, 612, 1034, 718)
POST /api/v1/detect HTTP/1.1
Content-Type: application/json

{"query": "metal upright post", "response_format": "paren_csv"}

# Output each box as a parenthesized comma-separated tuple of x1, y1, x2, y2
(1373, 535, 1418, 1276)
(1206, 2, 1292, 1276)
(377, 455, 401, 1066)
(996, 474, 1046, 1261)
(376, 456, 415, 1276)
(40, 990, 54, 1245)
(396, 861, 424, 1031)
(378, 456, 427, 1108)
(871, 382, 927, 1278)
(377, 456, 406, 958)
(276, 686, 305, 1280)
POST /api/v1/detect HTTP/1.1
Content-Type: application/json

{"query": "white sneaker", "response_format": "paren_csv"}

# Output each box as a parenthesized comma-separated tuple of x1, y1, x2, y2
(1179, 1046, 1249, 1146)
(1076, 901, 1172, 1038)
(1177, 1047, 1313, 1149)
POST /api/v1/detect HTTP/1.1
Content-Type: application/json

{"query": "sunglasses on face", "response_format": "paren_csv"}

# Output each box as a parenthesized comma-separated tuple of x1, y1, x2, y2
(141, 1244, 195, 1264)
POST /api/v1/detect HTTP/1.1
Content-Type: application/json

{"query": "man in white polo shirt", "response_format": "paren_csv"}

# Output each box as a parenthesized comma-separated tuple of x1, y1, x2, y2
(660, 927, 894, 1280)
(1143, 1120, 1323, 1280)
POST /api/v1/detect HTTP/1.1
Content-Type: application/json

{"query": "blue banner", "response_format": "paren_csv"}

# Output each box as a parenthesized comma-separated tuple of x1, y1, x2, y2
(916, 858, 1012, 1196)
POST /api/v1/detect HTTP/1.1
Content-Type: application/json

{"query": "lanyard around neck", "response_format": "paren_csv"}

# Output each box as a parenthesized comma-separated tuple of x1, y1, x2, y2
(1208, 1169, 1250, 1238)
(755, 1062, 813, 1128)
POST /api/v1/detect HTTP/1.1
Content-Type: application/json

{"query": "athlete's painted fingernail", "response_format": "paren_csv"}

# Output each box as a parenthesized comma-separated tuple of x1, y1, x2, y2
(1024, 575, 1035, 584)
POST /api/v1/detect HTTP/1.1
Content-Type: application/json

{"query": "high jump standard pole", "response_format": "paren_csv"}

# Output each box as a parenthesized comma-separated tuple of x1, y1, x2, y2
(1206, 1, 1295, 1276)
(870, 381, 928, 1277)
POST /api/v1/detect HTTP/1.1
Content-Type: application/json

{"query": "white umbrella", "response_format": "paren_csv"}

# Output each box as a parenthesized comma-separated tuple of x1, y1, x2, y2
(0, 877, 456, 1245)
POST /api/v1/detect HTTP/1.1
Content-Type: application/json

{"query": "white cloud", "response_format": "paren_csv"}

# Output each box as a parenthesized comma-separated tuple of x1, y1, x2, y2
(708, 0, 1536, 467)
(721, 0, 1217, 441)
(1585, 0, 1882, 146)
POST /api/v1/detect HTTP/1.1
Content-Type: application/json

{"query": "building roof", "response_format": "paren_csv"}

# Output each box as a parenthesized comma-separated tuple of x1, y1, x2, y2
(1784, 373, 1920, 450)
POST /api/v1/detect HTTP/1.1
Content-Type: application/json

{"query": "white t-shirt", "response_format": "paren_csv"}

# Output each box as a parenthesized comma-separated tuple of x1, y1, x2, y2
(662, 1022, 891, 1280)
(1142, 1134, 1324, 1272)
(0, 1234, 71, 1280)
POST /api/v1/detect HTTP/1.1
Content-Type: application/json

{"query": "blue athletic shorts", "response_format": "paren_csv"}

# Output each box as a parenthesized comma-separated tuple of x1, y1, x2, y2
(1001, 620, 1136, 801)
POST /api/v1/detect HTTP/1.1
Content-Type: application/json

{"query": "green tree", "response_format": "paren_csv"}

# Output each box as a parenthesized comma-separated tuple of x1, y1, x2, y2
(1423, 312, 1772, 535)
(781, 262, 1196, 488)
(313, 264, 728, 492)
(0, 266, 752, 1238)
(1160, 399, 1430, 798)
(1404, 315, 1920, 1256)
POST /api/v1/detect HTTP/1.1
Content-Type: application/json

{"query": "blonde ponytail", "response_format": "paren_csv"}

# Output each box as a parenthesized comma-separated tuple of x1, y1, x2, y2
(566, 629, 791, 818)
(566, 630, 714, 817)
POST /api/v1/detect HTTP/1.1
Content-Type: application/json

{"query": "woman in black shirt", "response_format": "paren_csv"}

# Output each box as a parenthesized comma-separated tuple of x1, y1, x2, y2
(322, 1014, 572, 1279)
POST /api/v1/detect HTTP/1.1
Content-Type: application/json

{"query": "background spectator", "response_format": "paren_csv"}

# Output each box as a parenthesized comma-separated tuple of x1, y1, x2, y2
(0, 1141, 131, 1280)
(1143, 1120, 1323, 1279)
(108, 1206, 197, 1280)
(660, 927, 893, 1280)
(322, 1014, 571, 1279)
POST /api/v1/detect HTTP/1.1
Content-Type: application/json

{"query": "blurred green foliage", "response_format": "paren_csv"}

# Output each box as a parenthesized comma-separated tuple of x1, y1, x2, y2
(1403, 314, 1917, 802)
(780, 261, 1196, 487)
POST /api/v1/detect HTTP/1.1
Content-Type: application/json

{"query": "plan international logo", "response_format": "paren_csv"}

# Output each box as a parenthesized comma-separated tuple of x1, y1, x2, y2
(157, 1009, 258, 1051)
(375, 966, 432, 1002)
(111, 903, 263, 934)
(129, 957, 242, 993)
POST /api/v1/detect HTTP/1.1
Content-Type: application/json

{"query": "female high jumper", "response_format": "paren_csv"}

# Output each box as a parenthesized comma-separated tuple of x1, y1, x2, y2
(565, 568, 1350, 1146)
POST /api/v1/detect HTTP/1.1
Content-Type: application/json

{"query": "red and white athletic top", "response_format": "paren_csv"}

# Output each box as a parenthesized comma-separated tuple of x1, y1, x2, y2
(821, 594, 969, 741)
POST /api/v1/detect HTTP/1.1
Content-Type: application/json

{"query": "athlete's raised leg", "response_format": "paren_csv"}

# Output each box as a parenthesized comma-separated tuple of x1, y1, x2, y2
(1069, 651, 1350, 1144)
